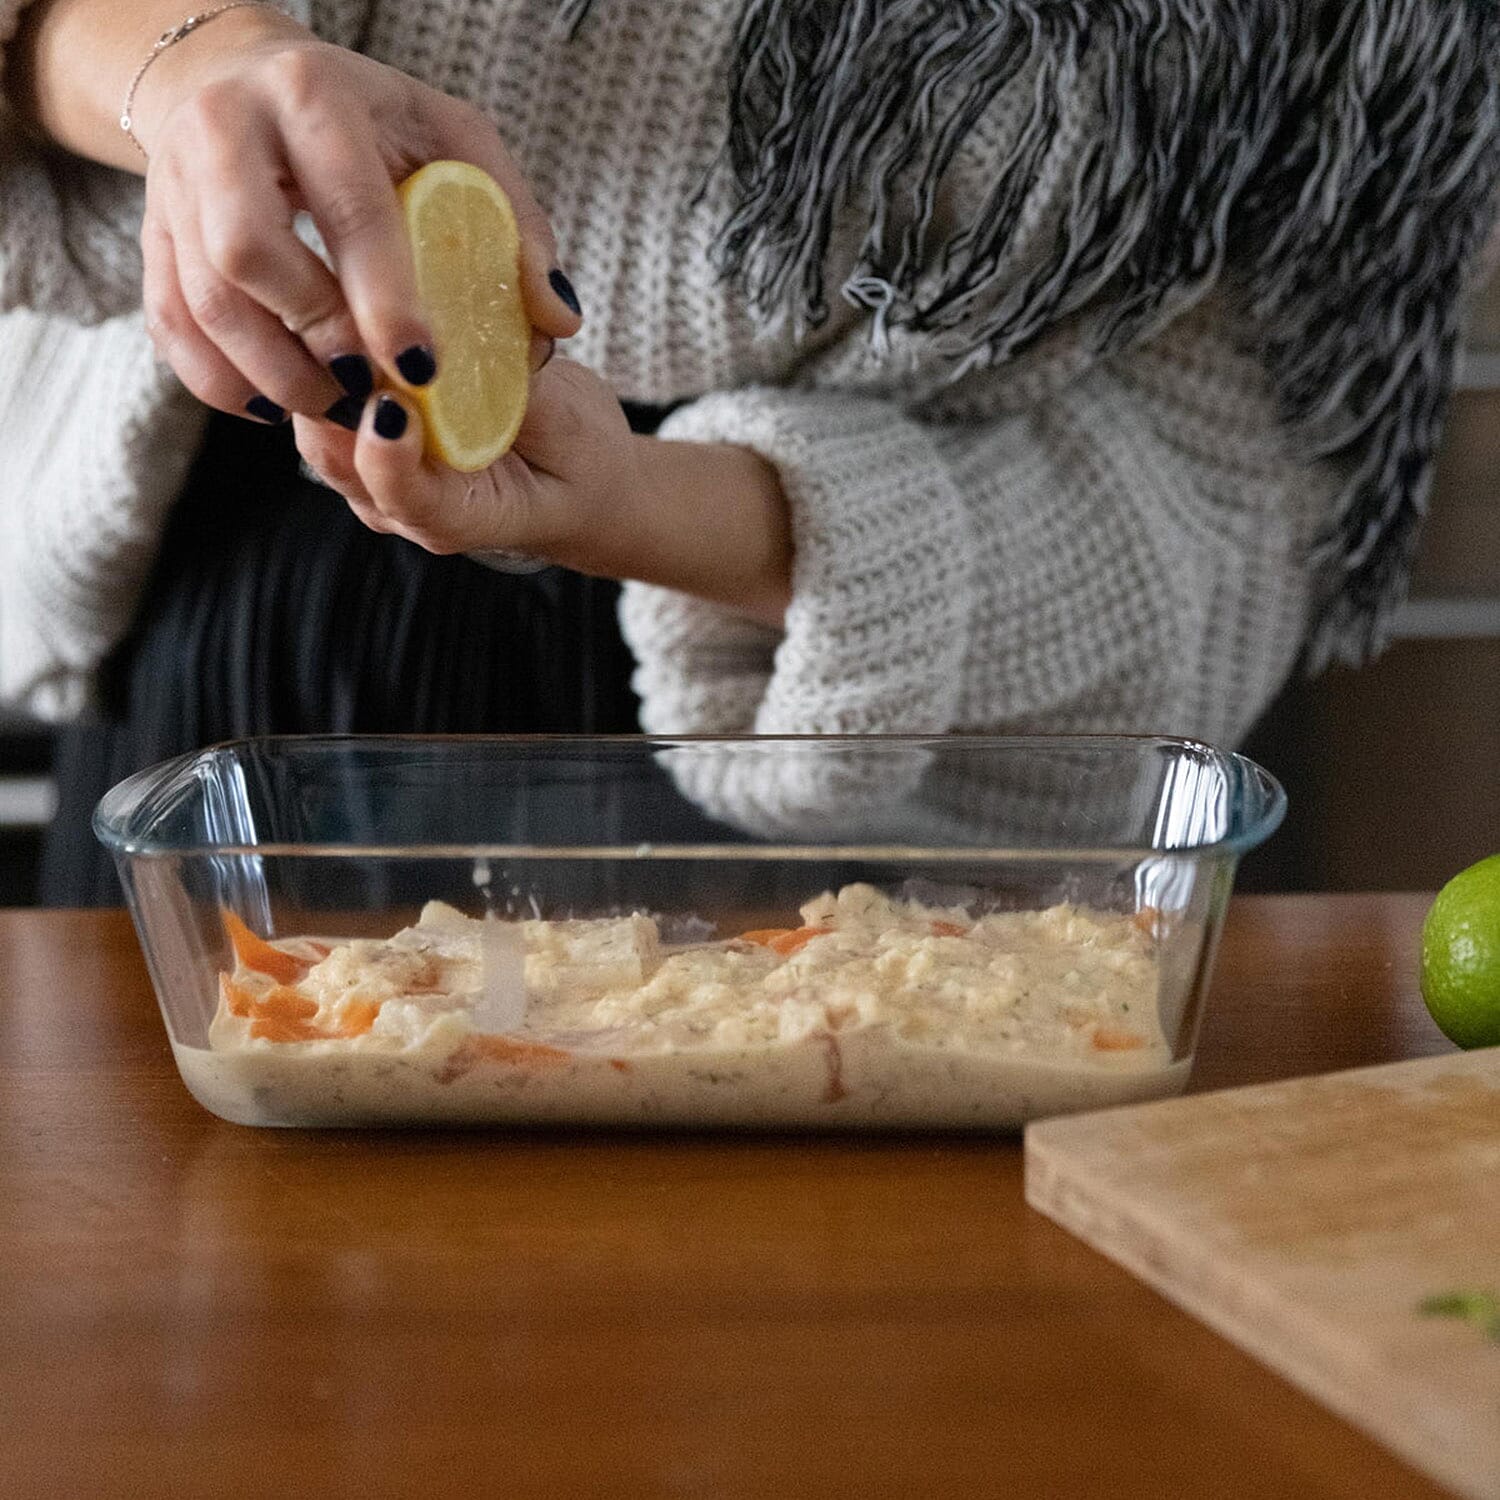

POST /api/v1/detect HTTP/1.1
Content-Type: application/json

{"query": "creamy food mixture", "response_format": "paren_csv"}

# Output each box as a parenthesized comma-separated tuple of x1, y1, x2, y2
(179, 884, 1187, 1128)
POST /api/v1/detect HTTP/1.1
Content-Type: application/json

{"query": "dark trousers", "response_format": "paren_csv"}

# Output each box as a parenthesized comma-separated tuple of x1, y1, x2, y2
(41, 410, 643, 906)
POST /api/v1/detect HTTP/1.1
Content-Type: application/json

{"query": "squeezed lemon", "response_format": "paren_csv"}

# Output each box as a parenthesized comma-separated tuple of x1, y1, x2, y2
(397, 160, 531, 471)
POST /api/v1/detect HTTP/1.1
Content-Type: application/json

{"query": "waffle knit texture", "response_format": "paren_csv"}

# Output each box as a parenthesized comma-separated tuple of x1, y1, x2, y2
(1, 0, 1495, 738)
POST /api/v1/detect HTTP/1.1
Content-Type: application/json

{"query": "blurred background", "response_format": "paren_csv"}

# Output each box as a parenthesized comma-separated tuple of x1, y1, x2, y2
(1238, 259, 1500, 893)
(2, 265, 1496, 905)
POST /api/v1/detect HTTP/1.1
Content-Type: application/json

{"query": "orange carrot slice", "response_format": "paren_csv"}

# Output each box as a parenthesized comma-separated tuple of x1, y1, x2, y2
(739, 927, 795, 948)
(254, 986, 319, 1021)
(219, 972, 257, 1018)
(468, 1034, 571, 1067)
(221, 908, 312, 986)
(332, 999, 381, 1038)
(248, 1014, 325, 1043)
(741, 925, 835, 954)
(1092, 1025, 1147, 1052)
(768, 926, 833, 956)
(220, 967, 326, 1040)
(930, 920, 968, 938)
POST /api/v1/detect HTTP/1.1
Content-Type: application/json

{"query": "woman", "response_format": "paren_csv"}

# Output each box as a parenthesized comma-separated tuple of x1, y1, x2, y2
(3, 0, 1497, 901)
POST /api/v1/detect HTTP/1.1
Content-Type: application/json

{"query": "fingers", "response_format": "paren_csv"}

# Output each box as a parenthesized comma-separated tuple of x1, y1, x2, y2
(142, 216, 268, 418)
(427, 96, 583, 340)
(146, 46, 577, 436)
(185, 89, 370, 397)
(292, 414, 370, 501)
(339, 392, 537, 555)
(350, 394, 449, 541)
(146, 195, 556, 436)
(146, 116, 364, 424)
(145, 83, 363, 422)
(174, 213, 347, 419)
(316, 389, 456, 551)
(195, 171, 369, 399)
(530, 331, 557, 374)
(277, 97, 435, 393)
(292, 413, 403, 541)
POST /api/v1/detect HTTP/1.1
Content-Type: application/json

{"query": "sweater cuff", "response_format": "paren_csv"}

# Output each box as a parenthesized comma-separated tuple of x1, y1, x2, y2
(617, 584, 781, 736)
(618, 388, 973, 736)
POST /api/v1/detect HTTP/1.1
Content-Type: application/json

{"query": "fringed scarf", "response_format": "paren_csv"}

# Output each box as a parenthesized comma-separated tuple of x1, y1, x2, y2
(560, 0, 1500, 668)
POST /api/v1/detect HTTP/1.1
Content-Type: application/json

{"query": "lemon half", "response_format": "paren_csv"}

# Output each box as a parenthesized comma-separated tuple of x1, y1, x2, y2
(397, 160, 531, 472)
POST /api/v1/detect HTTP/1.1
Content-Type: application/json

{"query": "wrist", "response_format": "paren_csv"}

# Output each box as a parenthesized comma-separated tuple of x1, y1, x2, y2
(603, 435, 792, 629)
(11, 0, 312, 170)
(128, 5, 311, 156)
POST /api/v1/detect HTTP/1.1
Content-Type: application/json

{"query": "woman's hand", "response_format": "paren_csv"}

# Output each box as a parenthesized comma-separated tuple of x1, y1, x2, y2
(294, 360, 795, 628)
(123, 9, 790, 625)
(130, 9, 580, 426)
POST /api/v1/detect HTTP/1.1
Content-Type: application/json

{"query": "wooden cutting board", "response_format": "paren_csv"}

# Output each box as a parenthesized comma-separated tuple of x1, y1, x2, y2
(1025, 1049, 1500, 1500)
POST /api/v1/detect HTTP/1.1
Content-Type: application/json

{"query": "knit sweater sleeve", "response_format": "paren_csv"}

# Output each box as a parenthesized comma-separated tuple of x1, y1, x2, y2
(0, 0, 357, 322)
(615, 32, 1320, 750)
(619, 2, 1497, 752)
(619, 318, 1327, 754)
(621, 387, 972, 737)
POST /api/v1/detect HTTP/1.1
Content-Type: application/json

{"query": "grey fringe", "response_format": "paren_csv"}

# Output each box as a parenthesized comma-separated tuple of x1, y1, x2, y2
(568, 1, 1500, 668)
(555, 0, 597, 38)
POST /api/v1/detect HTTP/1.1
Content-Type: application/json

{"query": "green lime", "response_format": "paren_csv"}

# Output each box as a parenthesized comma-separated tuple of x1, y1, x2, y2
(1421, 853, 1500, 1049)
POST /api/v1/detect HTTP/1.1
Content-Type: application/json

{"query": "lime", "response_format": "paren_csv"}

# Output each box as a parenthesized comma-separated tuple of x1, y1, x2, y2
(1420, 853, 1500, 1049)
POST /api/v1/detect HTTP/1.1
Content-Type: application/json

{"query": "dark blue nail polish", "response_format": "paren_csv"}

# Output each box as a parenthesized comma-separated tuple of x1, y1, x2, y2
(373, 395, 408, 441)
(548, 267, 582, 317)
(329, 353, 373, 401)
(324, 394, 365, 432)
(395, 345, 437, 386)
(245, 395, 286, 424)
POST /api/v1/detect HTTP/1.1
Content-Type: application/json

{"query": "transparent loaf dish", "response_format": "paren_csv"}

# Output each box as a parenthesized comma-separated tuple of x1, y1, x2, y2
(94, 735, 1284, 1130)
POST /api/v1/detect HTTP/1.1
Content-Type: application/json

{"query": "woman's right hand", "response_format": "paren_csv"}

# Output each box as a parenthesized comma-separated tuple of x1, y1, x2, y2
(130, 9, 581, 426)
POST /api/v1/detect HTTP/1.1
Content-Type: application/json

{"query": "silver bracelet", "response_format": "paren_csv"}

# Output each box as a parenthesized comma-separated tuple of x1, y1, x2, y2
(119, 2, 285, 158)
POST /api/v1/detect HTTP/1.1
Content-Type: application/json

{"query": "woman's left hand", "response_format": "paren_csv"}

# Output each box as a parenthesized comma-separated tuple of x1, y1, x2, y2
(293, 358, 793, 628)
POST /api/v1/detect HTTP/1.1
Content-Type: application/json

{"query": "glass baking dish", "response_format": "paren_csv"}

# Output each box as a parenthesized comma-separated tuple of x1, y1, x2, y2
(94, 735, 1283, 1130)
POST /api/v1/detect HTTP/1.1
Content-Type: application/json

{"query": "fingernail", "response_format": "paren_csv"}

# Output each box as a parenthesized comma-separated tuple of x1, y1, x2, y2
(373, 395, 408, 441)
(548, 268, 582, 318)
(324, 394, 365, 432)
(329, 353, 374, 400)
(395, 344, 437, 386)
(245, 395, 286, 424)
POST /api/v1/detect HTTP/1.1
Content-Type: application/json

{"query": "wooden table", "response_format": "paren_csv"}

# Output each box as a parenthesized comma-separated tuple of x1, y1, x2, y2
(0, 896, 1456, 1499)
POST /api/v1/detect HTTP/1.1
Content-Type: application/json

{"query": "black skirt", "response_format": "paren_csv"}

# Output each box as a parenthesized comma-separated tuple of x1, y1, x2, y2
(41, 408, 645, 906)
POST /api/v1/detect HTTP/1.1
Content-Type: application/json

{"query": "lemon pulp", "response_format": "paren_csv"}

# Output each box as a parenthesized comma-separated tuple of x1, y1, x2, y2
(398, 161, 531, 472)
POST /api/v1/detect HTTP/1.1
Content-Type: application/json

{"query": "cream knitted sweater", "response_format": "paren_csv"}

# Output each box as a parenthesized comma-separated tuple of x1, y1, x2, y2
(0, 0, 1492, 740)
